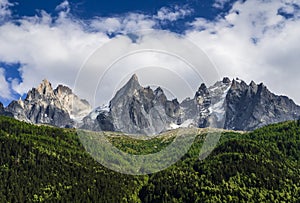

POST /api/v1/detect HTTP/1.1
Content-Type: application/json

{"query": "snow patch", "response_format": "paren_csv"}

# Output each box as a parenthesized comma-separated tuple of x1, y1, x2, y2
(89, 105, 109, 120)
(235, 78, 242, 83)
(168, 119, 195, 129)
(208, 85, 230, 121)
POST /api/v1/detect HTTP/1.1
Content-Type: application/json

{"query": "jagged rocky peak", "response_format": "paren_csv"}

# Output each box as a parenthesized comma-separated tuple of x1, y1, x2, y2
(179, 78, 233, 129)
(224, 79, 300, 130)
(131, 73, 138, 81)
(257, 82, 267, 92)
(54, 84, 92, 123)
(246, 80, 257, 93)
(154, 86, 167, 103)
(0, 102, 13, 117)
(55, 84, 90, 107)
(25, 80, 53, 101)
(195, 83, 209, 98)
(199, 83, 207, 90)
(126, 73, 141, 90)
(109, 74, 143, 108)
(25, 80, 62, 108)
(142, 86, 154, 97)
(37, 79, 54, 95)
(55, 84, 73, 96)
(154, 86, 164, 95)
(228, 78, 261, 95)
(0, 102, 6, 115)
(6, 79, 71, 127)
(102, 74, 181, 135)
(249, 80, 256, 87)
(230, 78, 247, 90)
(3, 76, 300, 134)
(6, 79, 92, 128)
(222, 77, 231, 84)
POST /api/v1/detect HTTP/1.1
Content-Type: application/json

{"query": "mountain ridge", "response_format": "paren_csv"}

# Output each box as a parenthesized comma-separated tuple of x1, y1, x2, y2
(1, 75, 300, 134)
(5, 79, 91, 128)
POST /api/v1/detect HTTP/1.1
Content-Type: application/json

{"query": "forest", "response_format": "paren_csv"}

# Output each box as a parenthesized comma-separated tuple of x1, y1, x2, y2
(0, 116, 299, 202)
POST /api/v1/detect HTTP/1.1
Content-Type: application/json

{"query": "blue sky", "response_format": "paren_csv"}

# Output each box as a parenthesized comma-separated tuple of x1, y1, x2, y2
(0, 0, 300, 107)
(8, 0, 236, 33)
(11, 0, 228, 19)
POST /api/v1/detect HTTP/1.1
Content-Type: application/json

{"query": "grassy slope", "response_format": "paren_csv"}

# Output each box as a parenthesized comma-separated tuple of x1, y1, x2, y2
(0, 116, 299, 202)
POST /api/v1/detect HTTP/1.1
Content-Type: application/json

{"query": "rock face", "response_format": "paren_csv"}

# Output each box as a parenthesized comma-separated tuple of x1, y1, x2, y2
(85, 74, 181, 135)
(224, 79, 300, 130)
(86, 75, 300, 134)
(54, 84, 92, 122)
(6, 80, 91, 128)
(82, 106, 115, 132)
(180, 78, 231, 129)
(0, 102, 4, 113)
(180, 77, 300, 131)
(0, 102, 13, 117)
(2, 75, 299, 133)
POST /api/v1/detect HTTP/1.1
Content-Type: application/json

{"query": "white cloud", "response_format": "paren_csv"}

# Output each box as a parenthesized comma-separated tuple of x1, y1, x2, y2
(55, 0, 70, 12)
(213, 0, 231, 9)
(90, 17, 121, 34)
(0, 2, 158, 105)
(0, 7, 110, 98)
(1, 0, 300, 107)
(155, 5, 193, 22)
(90, 14, 155, 34)
(279, 1, 300, 18)
(0, 0, 12, 20)
(0, 68, 12, 100)
(75, 30, 217, 106)
(186, 0, 300, 103)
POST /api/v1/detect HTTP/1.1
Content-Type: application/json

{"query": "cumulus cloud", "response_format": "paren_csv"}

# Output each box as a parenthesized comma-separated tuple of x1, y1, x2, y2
(0, 0, 300, 107)
(0, 0, 12, 20)
(55, 0, 70, 12)
(213, 0, 231, 9)
(155, 5, 193, 22)
(0, 68, 12, 100)
(187, 0, 300, 103)
(90, 13, 155, 34)
(75, 30, 217, 106)
(0, 1, 199, 106)
(0, 8, 110, 98)
(0, 1, 161, 106)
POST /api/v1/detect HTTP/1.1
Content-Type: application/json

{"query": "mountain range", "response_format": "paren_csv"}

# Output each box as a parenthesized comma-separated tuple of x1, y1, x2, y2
(1, 75, 299, 134)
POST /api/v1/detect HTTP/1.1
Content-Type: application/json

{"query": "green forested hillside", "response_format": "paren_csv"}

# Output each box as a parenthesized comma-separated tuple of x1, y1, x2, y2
(0, 116, 299, 202)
